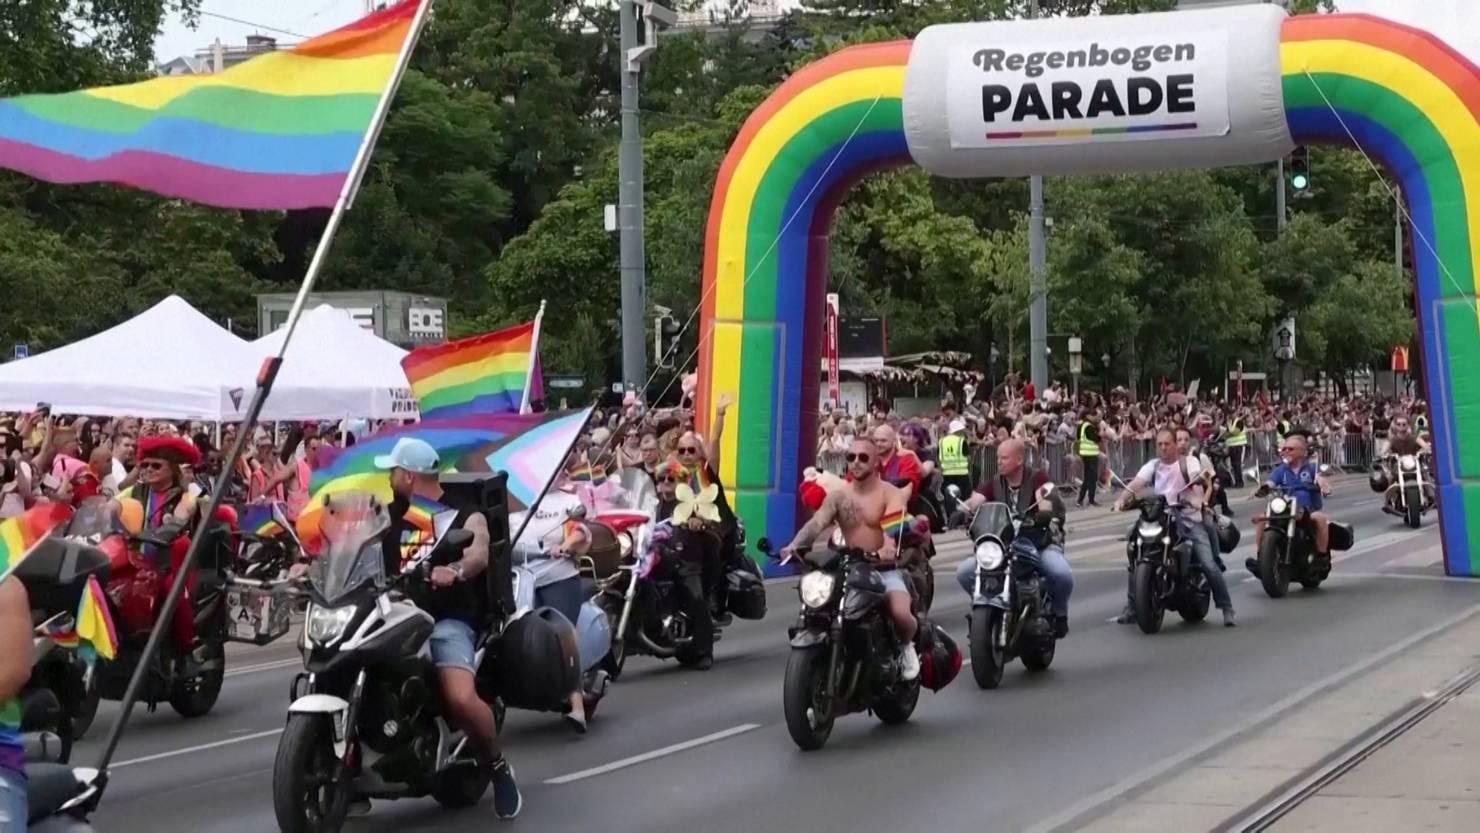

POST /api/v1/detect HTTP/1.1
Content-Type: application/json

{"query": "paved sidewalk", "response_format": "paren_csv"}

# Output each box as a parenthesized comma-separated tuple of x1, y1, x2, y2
(1269, 686, 1480, 832)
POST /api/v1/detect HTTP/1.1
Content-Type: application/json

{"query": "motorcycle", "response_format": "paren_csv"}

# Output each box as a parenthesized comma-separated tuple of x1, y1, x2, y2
(764, 539, 924, 751)
(1123, 491, 1214, 635)
(1371, 454, 1435, 529)
(1251, 466, 1354, 597)
(590, 469, 766, 675)
(11, 521, 109, 830)
(233, 500, 304, 582)
(964, 488, 1059, 689)
(273, 493, 488, 833)
(20, 612, 98, 764)
(66, 496, 232, 718)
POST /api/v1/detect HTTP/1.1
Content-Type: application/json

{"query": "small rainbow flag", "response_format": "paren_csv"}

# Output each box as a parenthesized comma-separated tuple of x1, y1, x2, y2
(0, 502, 74, 581)
(881, 509, 908, 540)
(401, 320, 544, 420)
(45, 576, 119, 663)
(239, 504, 285, 538)
(0, 1, 426, 209)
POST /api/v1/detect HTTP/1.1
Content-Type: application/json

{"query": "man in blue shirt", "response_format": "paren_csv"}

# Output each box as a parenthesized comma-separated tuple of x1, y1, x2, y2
(1248, 433, 1333, 572)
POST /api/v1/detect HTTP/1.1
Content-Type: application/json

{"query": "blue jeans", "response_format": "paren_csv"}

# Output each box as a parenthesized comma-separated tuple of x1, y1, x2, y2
(1186, 519, 1234, 611)
(956, 544, 1073, 617)
(0, 766, 25, 829)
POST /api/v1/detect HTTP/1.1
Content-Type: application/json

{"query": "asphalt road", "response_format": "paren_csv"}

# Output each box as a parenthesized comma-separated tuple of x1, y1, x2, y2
(71, 484, 1480, 833)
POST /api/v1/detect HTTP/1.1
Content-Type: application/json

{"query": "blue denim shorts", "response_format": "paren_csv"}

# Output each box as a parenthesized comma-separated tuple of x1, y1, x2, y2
(0, 766, 25, 830)
(429, 618, 478, 672)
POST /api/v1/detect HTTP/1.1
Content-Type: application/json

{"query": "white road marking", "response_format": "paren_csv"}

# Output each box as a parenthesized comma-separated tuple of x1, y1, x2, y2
(544, 723, 762, 785)
(1333, 571, 1480, 583)
(225, 657, 302, 677)
(1240, 529, 1428, 583)
(112, 728, 285, 769)
(1019, 599, 1480, 833)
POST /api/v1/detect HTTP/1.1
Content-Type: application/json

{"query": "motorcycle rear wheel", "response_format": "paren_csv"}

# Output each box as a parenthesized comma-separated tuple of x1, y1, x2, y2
(1132, 562, 1165, 634)
(169, 640, 225, 718)
(783, 649, 834, 751)
(874, 677, 920, 725)
(73, 674, 100, 739)
(969, 608, 1006, 689)
(273, 714, 351, 833)
(1179, 583, 1211, 624)
(1257, 536, 1291, 599)
(432, 757, 491, 809)
(1020, 638, 1055, 672)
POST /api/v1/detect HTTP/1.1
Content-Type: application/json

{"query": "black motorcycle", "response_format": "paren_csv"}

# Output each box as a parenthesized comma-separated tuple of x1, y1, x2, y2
(21, 612, 99, 764)
(272, 494, 489, 833)
(1124, 493, 1213, 635)
(764, 540, 922, 751)
(1252, 474, 1354, 597)
(11, 524, 111, 830)
(964, 499, 1058, 689)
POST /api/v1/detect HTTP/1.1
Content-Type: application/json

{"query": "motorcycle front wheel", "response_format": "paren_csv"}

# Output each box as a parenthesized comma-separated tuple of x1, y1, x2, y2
(1257, 536, 1291, 599)
(1404, 487, 1422, 528)
(273, 714, 352, 833)
(969, 608, 1006, 689)
(1132, 562, 1165, 634)
(783, 649, 834, 751)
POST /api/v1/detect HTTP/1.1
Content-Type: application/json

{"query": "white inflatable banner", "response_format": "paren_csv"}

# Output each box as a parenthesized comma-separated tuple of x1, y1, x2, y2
(945, 29, 1231, 148)
(905, 5, 1293, 177)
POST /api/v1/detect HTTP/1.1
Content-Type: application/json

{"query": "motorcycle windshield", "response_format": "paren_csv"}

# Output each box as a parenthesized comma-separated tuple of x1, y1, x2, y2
(969, 503, 1013, 541)
(65, 497, 117, 543)
(310, 493, 391, 606)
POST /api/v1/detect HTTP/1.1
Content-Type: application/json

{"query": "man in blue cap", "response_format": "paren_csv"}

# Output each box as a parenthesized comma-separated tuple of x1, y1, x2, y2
(373, 437, 522, 820)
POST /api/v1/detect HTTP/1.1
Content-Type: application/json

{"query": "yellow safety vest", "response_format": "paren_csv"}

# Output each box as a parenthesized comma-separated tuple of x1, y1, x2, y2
(939, 434, 969, 476)
(1225, 422, 1247, 447)
(1078, 423, 1100, 457)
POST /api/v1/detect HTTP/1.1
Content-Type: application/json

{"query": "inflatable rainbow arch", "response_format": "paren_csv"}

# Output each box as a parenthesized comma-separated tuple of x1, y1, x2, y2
(698, 11, 1480, 577)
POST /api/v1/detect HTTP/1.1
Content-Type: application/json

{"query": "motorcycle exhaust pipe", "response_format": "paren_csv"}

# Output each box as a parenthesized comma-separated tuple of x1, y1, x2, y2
(23, 731, 65, 763)
(634, 629, 679, 659)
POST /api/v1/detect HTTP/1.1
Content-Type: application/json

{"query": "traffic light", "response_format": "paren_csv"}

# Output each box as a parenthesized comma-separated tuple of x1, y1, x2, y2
(654, 312, 681, 369)
(1289, 145, 1311, 192)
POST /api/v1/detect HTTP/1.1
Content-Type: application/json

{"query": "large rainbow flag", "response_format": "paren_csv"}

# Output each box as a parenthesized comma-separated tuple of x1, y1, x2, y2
(297, 408, 593, 541)
(0, 0, 424, 209)
(401, 320, 545, 419)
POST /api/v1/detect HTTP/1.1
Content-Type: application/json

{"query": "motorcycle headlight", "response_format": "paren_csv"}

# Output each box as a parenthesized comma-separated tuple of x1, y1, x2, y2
(306, 604, 356, 646)
(1399, 455, 1418, 472)
(800, 572, 836, 609)
(1138, 522, 1162, 539)
(1269, 497, 1289, 515)
(618, 532, 632, 557)
(974, 540, 1005, 570)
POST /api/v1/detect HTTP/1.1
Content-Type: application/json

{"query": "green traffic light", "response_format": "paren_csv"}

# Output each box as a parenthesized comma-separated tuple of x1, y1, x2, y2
(1291, 173, 1309, 190)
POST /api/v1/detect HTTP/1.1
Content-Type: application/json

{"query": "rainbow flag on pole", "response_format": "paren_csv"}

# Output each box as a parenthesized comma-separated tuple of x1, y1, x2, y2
(0, 0, 425, 209)
(297, 408, 592, 546)
(401, 314, 546, 420)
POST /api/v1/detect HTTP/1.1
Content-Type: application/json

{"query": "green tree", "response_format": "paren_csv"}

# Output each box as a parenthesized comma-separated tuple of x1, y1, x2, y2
(1303, 259, 1415, 382)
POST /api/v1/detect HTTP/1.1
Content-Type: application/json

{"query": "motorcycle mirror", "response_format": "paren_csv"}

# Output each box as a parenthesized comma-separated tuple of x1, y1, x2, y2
(1038, 483, 1056, 500)
(1243, 466, 1260, 483)
(946, 484, 961, 499)
(117, 497, 144, 536)
(1319, 463, 1332, 475)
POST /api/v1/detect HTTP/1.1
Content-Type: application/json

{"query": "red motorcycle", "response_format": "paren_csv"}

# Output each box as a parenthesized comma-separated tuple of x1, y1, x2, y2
(63, 496, 237, 717)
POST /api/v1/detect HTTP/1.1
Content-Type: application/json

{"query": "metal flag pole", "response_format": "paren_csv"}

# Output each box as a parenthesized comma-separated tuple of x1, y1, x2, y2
(92, 0, 436, 782)
(520, 300, 548, 414)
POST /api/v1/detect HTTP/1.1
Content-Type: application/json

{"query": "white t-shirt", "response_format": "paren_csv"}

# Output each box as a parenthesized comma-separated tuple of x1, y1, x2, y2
(1134, 455, 1206, 517)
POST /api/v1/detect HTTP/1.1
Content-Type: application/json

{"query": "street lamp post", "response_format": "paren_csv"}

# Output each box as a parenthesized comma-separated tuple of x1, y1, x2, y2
(1101, 352, 1112, 396)
(1068, 337, 1083, 404)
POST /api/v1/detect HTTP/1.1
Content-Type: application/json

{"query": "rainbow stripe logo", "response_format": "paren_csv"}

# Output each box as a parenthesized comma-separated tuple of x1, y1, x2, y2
(700, 14, 1480, 577)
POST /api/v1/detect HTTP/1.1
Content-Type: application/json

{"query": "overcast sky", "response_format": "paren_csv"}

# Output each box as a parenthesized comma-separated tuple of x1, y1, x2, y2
(153, 0, 1480, 64)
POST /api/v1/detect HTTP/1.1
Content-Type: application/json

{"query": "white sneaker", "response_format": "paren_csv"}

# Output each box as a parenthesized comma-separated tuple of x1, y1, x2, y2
(899, 644, 921, 681)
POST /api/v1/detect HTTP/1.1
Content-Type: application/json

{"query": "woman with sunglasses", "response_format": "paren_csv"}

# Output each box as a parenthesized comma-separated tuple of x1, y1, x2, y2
(669, 396, 736, 632)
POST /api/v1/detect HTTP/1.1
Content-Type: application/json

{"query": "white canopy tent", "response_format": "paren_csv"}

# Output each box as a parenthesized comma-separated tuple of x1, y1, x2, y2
(0, 295, 260, 420)
(252, 304, 418, 421)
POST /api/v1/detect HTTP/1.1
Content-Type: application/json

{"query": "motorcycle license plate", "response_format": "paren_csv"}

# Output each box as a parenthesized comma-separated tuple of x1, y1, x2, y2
(225, 584, 292, 645)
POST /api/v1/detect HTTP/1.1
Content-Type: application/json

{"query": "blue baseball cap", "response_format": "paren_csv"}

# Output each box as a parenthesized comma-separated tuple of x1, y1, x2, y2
(374, 437, 440, 474)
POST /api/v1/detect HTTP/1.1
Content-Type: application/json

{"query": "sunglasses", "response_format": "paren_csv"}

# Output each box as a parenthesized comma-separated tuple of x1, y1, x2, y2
(845, 452, 873, 463)
(677, 446, 701, 454)
(658, 476, 679, 484)
(137, 460, 168, 471)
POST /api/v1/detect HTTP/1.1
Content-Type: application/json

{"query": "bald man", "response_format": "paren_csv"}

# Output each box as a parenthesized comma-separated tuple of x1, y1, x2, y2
(961, 439, 1073, 637)
(869, 423, 922, 497)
